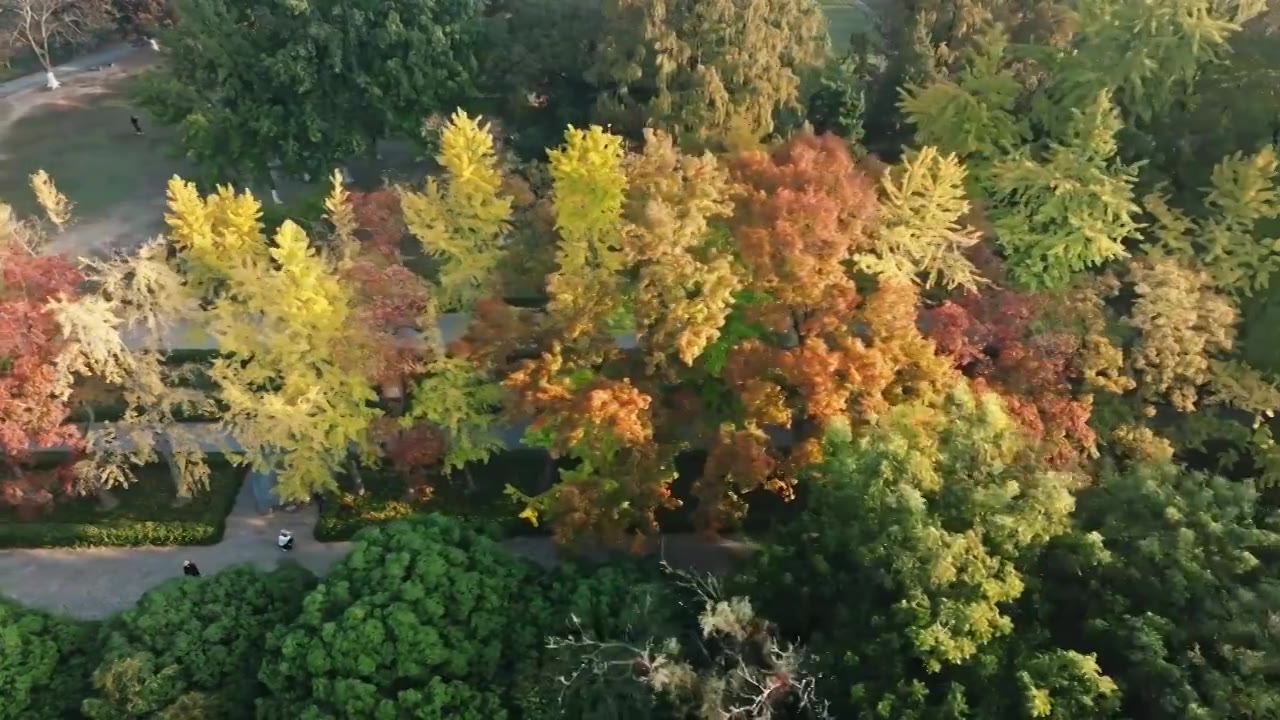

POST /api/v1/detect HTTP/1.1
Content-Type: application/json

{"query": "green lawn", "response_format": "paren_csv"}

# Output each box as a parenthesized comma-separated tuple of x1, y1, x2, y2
(823, 0, 869, 50)
(0, 74, 189, 225)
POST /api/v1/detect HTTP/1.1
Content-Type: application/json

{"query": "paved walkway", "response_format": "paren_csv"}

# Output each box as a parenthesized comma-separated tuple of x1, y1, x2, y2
(0, 481, 347, 618)
(0, 45, 146, 99)
(0, 478, 755, 619)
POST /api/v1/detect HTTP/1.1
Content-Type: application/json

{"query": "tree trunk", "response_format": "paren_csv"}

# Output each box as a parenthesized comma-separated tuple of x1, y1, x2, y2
(25, 33, 58, 89)
(79, 406, 117, 509)
(347, 457, 366, 496)
(463, 465, 477, 494)
(268, 164, 284, 205)
(159, 433, 192, 507)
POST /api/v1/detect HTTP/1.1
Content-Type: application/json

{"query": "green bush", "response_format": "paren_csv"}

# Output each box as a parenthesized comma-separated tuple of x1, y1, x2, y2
(258, 516, 545, 719)
(0, 461, 243, 549)
(82, 563, 316, 719)
(0, 600, 97, 720)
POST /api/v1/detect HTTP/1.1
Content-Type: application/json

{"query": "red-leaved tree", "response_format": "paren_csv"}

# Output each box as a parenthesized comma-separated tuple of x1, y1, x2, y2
(0, 215, 83, 512)
(923, 250, 1099, 466)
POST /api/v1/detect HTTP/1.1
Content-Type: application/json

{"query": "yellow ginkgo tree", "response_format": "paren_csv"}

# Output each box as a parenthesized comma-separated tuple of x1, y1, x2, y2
(400, 109, 514, 311)
(623, 128, 740, 370)
(25, 172, 220, 502)
(545, 124, 631, 344)
(165, 177, 384, 501)
(858, 146, 983, 291)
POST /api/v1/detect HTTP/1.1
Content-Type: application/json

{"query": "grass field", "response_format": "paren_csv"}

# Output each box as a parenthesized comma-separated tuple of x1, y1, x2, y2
(0, 58, 186, 257)
(0, 52, 431, 258)
(822, 0, 882, 50)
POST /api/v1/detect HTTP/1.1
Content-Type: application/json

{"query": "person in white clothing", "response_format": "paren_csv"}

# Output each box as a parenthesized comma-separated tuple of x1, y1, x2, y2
(277, 530, 294, 552)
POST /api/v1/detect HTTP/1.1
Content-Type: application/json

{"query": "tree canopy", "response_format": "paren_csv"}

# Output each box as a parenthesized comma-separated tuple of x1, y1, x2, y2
(82, 563, 316, 719)
(6, 1, 1280, 717)
(137, 0, 487, 182)
(256, 516, 541, 718)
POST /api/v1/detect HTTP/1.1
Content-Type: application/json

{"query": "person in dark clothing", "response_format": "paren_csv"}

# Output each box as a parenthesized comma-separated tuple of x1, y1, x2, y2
(182, 560, 201, 577)
(130, 115, 144, 135)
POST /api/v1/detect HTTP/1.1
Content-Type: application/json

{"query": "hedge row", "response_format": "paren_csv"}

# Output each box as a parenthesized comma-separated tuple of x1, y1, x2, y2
(314, 448, 802, 541)
(0, 461, 244, 549)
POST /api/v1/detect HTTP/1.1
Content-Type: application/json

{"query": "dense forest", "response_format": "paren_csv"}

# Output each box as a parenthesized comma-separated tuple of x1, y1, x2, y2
(2, 0, 1280, 717)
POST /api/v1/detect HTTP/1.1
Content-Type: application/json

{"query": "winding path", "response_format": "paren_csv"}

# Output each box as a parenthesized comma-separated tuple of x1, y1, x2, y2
(0, 478, 755, 619)
(0, 45, 145, 99)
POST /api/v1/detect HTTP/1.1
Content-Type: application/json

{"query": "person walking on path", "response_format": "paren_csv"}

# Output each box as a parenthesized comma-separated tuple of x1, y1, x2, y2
(277, 530, 294, 552)
(182, 560, 201, 577)
(130, 115, 144, 135)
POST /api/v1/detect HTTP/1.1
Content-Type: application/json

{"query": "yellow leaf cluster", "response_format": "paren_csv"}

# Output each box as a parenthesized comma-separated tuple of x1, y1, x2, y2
(162, 180, 381, 501)
(859, 146, 982, 290)
(1142, 145, 1280, 297)
(624, 129, 740, 368)
(324, 169, 359, 258)
(163, 177, 269, 293)
(546, 125, 630, 341)
(29, 170, 73, 231)
(1124, 257, 1238, 412)
(401, 110, 514, 310)
(405, 356, 503, 473)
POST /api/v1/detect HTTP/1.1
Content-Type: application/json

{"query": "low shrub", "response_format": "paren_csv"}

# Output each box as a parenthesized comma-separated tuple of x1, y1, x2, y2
(0, 459, 244, 549)
(313, 491, 419, 541)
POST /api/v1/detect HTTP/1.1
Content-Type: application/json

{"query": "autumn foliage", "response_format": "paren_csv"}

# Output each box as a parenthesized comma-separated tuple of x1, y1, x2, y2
(924, 276, 1099, 465)
(729, 131, 878, 308)
(11, 33, 1280, 554)
(0, 207, 83, 510)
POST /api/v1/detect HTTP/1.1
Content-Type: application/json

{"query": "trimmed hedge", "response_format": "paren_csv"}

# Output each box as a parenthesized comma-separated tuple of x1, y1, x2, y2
(0, 460, 244, 549)
(315, 448, 804, 541)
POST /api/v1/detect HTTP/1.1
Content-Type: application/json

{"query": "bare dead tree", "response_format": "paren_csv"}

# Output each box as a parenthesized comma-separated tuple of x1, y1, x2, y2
(0, 0, 111, 89)
(547, 563, 831, 720)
